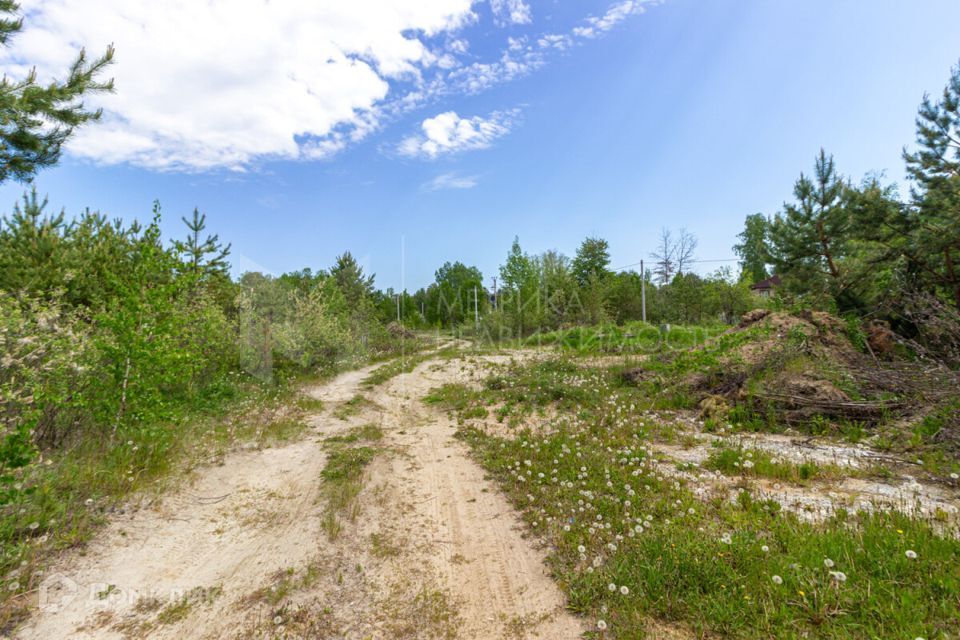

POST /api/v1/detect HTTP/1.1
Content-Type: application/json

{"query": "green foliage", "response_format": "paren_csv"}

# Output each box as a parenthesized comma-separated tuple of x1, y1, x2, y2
(769, 149, 854, 307)
(173, 208, 231, 279)
(0, 2, 114, 183)
(571, 236, 611, 286)
(0, 189, 410, 613)
(421, 260, 485, 328)
(902, 60, 960, 309)
(734, 213, 772, 284)
(742, 60, 960, 318)
(330, 252, 374, 307)
(529, 321, 725, 356)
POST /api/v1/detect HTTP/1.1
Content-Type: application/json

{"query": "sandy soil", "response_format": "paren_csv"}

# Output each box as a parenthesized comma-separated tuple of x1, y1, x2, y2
(14, 355, 582, 640)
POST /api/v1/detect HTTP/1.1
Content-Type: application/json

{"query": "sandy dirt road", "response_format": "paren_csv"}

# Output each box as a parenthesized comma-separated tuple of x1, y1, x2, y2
(15, 354, 582, 639)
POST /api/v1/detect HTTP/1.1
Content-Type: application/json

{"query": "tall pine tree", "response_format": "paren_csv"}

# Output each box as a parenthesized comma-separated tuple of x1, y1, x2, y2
(903, 60, 960, 308)
(769, 149, 853, 306)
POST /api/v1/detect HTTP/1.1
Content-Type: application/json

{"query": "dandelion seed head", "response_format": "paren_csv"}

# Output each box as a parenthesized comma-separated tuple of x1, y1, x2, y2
(771, 575, 783, 585)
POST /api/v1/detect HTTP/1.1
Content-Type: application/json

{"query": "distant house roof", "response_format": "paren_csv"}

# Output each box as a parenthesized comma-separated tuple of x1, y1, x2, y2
(750, 274, 781, 291)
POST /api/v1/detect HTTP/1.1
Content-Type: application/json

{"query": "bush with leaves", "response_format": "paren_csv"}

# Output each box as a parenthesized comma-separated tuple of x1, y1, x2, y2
(0, 293, 93, 500)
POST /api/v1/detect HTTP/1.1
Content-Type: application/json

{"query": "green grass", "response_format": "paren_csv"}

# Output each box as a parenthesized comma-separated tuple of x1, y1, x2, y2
(423, 383, 488, 421)
(453, 357, 960, 639)
(332, 394, 377, 420)
(440, 357, 619, 426)
(248, 563, 322, 607)
(155, 585, 222, 625)
(320, 445, 378, 540)
(704, 445, 838, 484)
(325, 423, 384, 444)
(526, 321, 727, 355)
(362, 347, 459, 387)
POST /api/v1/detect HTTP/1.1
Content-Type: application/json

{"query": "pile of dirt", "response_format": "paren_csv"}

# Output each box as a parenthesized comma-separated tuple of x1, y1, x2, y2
(386, 321, 416, 340)
(629, 310, 957, 427)
(694, 310, 862, 416)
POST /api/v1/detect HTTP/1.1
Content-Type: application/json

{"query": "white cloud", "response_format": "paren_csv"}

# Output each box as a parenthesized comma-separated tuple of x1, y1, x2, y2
(490, 0, 532, 26)
(538, 34, 573, 50)
(576, 0, 657, 39)
(398, 109, 518, 159)
(0, 0, 476, 170)
(0, 0, 662, 171)
(423, 172, 479, 191)
(447, 49, 545, 94)
(445, 0, 659, 95)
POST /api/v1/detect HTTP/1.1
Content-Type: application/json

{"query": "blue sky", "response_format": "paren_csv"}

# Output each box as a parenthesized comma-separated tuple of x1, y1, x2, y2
(2, 0, 959, 292)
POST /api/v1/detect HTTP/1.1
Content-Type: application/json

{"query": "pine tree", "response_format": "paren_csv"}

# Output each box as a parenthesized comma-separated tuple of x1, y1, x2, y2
(0, 1, 115, 183)
(330, 252, 374, 307)
(903, 60, 960, 308)
(769, 149, 852, 304)
(0, 186, 66, 294)
(174, 208, 231, 278)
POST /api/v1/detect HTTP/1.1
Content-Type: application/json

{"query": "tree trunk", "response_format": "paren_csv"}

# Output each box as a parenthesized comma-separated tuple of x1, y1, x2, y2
(816, 219, 840, 279)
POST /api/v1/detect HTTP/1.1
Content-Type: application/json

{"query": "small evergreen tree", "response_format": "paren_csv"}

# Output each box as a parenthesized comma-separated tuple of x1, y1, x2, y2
(174, 208, 231, 279)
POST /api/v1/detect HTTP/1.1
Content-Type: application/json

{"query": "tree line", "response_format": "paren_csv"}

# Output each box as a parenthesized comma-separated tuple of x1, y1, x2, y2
(382, 233, 754, 335)
(733, 61, 960, 337)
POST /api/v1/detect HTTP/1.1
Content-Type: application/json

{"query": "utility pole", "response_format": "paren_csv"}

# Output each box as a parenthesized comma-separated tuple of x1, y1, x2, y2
(492, 277, 497, 310)
(396, 294, 400, 323)
(473, 286, 479, 329)
(641, 259, 647, 323)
